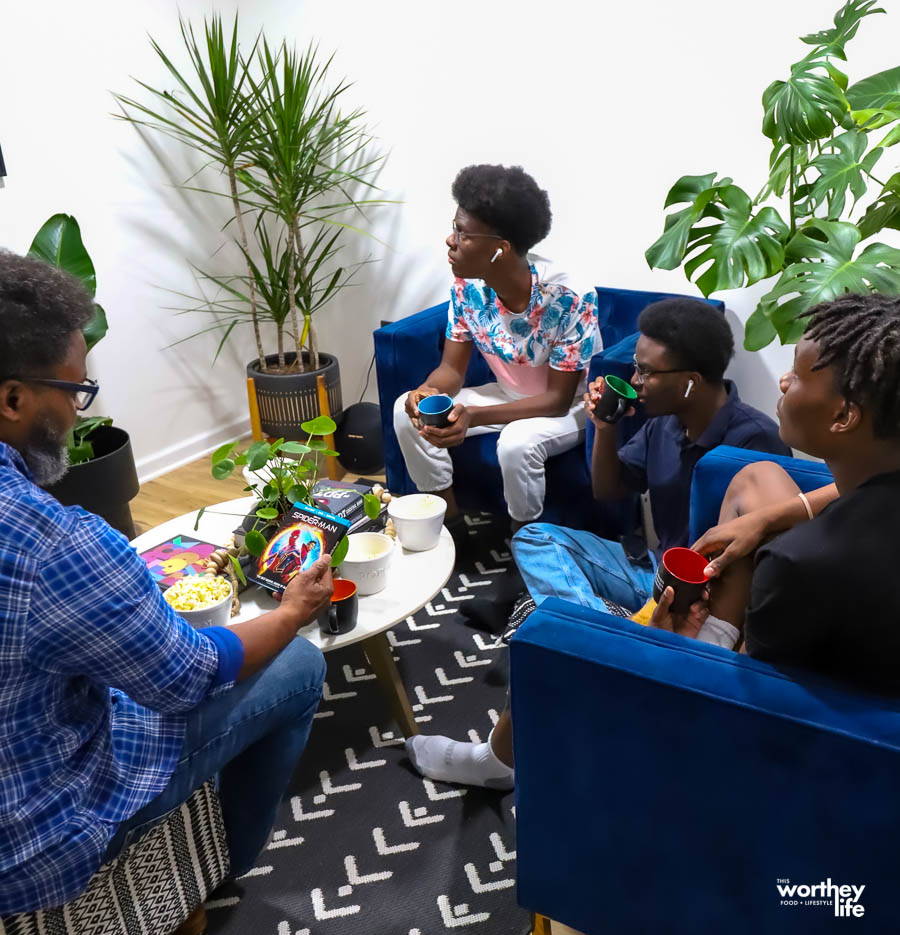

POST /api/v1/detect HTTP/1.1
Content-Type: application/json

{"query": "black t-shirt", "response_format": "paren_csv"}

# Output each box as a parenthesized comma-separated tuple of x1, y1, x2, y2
(744, 469, 900, 695)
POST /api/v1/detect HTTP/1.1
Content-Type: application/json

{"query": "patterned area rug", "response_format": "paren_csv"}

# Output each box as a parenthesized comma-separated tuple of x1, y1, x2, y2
(207, 513, 531, 935)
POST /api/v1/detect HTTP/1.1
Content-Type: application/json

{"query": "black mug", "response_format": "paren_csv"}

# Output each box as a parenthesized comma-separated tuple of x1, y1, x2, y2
(594, 374, 638, 424)
(652, 547, 709, 614)
(417, 394, 454, 427)
(319, 578, 358, 635)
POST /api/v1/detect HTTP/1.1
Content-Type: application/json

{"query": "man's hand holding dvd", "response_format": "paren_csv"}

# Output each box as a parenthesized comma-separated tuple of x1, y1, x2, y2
(250, 502, 351, 593)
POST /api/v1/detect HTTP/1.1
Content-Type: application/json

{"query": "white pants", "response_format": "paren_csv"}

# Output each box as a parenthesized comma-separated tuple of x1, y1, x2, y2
(392, 383, 585, 522)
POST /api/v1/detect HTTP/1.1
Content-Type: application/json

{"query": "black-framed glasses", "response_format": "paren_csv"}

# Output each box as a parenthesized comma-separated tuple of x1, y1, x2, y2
(632, 355, 686, 386)
(23, 377, 99, 411)
(451, 220, 502, 243)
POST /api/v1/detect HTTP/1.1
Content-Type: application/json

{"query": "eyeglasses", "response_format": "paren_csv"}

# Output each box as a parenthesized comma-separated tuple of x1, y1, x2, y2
(451, 220, 502, 244)
(632, 355, 686, 386)
(23, 377, 99, 411)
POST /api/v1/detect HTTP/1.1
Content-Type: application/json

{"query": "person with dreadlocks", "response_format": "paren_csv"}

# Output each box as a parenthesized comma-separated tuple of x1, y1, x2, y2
(648, 292, 900, 694)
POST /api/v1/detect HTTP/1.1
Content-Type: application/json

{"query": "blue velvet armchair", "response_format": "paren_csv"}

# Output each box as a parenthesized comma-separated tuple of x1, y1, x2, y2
(510, 446, 900, 933)
(373, 287, 722, 533)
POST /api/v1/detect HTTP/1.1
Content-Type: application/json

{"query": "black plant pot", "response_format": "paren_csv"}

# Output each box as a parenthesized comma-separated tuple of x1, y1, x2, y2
(247, 351, 342, 440)
(43, 425, 140, 539)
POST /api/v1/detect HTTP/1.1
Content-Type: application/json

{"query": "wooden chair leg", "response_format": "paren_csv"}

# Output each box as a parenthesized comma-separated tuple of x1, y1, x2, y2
(315, 373, 341, 480)
(246, 377, 263, 442)
(173, 905, 207, 935)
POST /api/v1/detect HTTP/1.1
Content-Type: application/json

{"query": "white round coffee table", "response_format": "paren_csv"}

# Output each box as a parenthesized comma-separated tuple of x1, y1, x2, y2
(131, 496, 456, 736)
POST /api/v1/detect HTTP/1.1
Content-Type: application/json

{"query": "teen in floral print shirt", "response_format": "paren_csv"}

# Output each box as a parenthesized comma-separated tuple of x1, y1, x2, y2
(393, 164, 599, 530)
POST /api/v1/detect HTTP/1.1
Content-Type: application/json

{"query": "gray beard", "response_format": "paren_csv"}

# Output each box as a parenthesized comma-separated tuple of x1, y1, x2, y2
(24, 420, 70, 487)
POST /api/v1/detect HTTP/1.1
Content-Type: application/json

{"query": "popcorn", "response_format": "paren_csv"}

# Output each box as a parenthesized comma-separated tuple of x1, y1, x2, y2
(164, 575, 232, 611)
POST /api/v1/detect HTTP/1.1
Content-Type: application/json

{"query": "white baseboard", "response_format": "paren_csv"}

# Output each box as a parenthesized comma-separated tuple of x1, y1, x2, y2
(136, 416, 252, 483)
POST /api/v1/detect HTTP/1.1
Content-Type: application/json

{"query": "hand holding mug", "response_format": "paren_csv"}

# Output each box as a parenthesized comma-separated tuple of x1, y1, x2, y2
(405, 385, 441, 427)
(649, 584, 709, 638)
(420, 403, 469, 448)
(587, 374, 637, 426)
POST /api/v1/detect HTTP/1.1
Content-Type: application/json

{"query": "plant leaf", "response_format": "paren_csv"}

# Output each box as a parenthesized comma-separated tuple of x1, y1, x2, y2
(681, 186, 789, 295)
(363, 493, 381, 519)
(847, 65, 900, 128)
(330, 536, 349, 567)
(212, 458, 236, 479)
(245, 528, 268, 557)
(287, 484, 310, 504)
(744, 305, 779, 351)
(644, 173, 721, 270)
(301, 415, 337, 435)
(245, 439, 271, 471)
(28, 214, 97, 294)
(193, 506, 207, 531)
(762, 47, 850, 144)
(211, 440, 237, 464)
(278, 441, 312, 454)
(857, 172, 900, 238)
(806, 130, 883, 218)
(256, 506, 279, 520)
(757, 219, 900, 344)
(228, 552, 247, 586)
(800, 0, 884, 50)
(82, 304, 109, 353)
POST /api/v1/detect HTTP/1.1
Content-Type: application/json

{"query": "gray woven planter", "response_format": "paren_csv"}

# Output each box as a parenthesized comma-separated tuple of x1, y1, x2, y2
(247, 351, 342, 439)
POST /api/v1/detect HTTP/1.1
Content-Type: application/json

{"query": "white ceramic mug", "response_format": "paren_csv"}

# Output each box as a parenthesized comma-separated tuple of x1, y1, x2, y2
(339, 532, 394, 595)
(387, 494, 447, 551)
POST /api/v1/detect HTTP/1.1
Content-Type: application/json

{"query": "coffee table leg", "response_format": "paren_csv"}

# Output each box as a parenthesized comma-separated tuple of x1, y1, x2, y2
(363, 632, 420, 737)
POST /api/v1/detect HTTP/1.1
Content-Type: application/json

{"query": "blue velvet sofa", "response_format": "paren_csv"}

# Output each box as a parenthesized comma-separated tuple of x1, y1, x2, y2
(373, 287, 723, 534)
(510, 446, 900, 933)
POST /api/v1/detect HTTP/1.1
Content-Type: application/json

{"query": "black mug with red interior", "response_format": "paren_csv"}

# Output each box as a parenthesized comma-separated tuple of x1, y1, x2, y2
(652, 547, 708, 614)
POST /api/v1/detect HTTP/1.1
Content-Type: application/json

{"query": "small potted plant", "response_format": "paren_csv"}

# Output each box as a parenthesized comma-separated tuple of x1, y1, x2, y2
(29, 214, 140, 537)
(198, 415, 382, 579)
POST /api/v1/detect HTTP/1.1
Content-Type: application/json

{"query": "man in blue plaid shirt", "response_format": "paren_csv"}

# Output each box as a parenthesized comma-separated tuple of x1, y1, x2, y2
(0, 252, 331, 914)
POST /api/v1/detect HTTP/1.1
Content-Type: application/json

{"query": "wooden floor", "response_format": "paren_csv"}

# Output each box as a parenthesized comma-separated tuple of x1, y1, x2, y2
(131, 449, 386, 535)
(131, 454, 249, 534)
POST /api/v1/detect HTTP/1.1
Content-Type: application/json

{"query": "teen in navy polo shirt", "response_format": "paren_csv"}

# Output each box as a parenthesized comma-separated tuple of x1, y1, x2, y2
(405, 298, 788, 791)
(511, 298, 790, 613)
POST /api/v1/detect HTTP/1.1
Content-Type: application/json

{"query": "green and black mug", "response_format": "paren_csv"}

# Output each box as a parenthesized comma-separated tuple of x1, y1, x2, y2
(595, 375, 638, 424)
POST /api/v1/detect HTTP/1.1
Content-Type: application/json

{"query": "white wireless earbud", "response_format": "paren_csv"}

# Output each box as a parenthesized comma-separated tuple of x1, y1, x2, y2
(684, 379, 695, 398)
(490, 248, 502, 263)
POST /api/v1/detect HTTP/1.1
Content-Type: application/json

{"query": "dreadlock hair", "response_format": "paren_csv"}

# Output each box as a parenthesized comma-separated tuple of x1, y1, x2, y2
(803, 292, 900, 441)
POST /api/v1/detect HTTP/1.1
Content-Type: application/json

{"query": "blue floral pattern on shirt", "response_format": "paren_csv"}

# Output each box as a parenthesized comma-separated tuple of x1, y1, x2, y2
(446, 265, 597, 372)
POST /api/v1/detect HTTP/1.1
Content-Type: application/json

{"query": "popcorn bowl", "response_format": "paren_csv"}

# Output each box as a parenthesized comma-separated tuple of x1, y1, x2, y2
(339, 532, 394, 595)
(163, 576, 234, 629)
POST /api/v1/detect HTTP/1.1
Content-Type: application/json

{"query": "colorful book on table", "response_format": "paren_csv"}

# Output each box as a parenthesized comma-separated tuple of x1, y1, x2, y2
(249, 503, 351, 594)
(139, 534, 221, 590)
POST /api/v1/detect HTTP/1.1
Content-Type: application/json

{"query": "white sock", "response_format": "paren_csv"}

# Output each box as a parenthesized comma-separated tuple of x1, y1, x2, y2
(405, 731, 515, 790)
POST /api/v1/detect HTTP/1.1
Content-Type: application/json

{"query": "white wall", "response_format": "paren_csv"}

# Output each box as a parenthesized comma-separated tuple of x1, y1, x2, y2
(1, 0, 897, 479)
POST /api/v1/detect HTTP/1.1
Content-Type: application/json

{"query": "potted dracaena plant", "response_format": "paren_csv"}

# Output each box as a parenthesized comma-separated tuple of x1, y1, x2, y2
(29, 214, 141, 538)
(197, 414, 381, 579)
(646, 0, 900, 350)
(113, 14, 393, 438)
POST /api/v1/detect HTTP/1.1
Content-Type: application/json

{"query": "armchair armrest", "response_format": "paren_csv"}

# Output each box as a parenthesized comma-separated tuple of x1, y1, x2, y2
(689, 445, 834, 542)
(510, 597, 900, 934)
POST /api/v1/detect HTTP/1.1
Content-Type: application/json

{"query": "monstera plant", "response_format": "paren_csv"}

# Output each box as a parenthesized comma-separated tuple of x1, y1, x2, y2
(646, 0, 900, 350)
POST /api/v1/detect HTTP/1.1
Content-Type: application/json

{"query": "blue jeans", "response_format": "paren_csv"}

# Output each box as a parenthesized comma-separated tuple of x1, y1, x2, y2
(511, 523, 657, 613)
(104, 636, 326, 878)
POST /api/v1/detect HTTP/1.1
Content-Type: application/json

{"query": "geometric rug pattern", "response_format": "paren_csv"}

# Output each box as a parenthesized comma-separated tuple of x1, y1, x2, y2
(207, 514, 531, 935)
